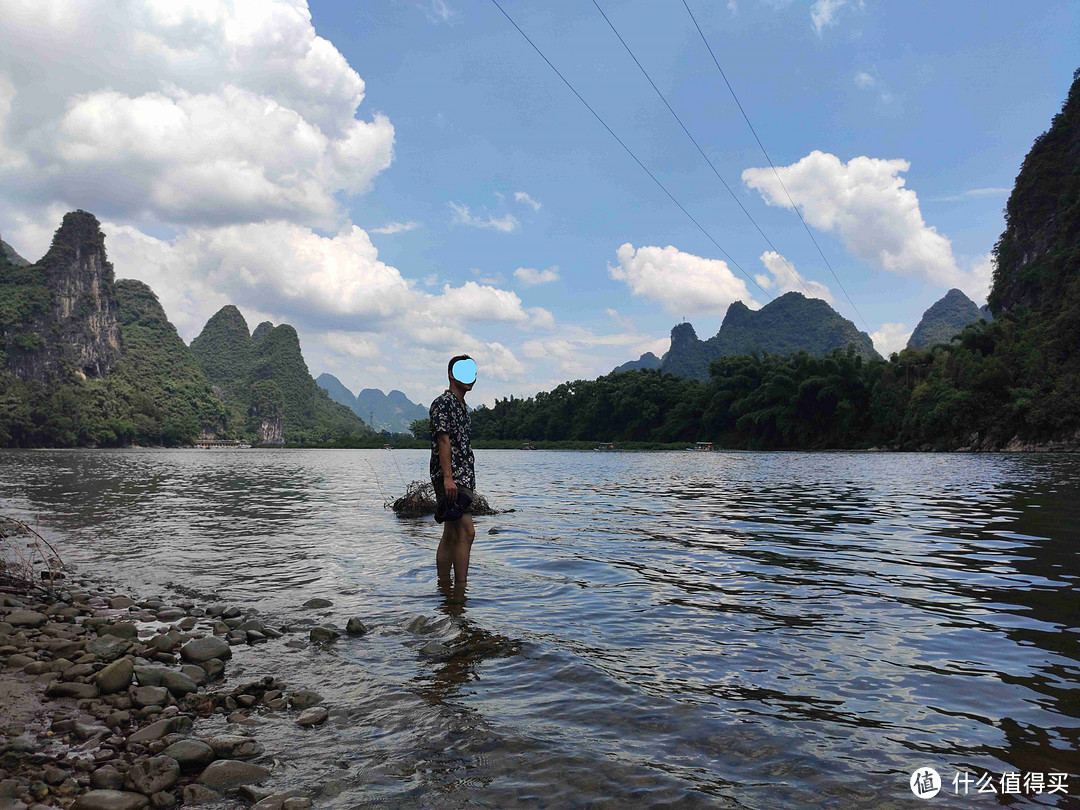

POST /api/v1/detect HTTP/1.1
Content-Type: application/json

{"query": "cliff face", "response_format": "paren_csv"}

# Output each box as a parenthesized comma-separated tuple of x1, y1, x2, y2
(907, 289, 988, 349)
(990, 68, 1080, 314)
(660, 292, 880, 381)
(1, 211, 121, 382)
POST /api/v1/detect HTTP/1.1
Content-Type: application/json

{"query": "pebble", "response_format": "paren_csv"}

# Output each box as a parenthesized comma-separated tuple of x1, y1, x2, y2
(302, 598, 333, 609)
(96, 658, 134, 694)
(180, 784, 220, 804)
(132, 686, 169, 707)
(296, 707, 328, 727)
(179, 637, 231, 664)
(159, 740, 214, 772)
(90, 768, 125, 791)
(124, 756, 179, 795)
(7, 611, 48, 628)
(196, 760, 271, 789)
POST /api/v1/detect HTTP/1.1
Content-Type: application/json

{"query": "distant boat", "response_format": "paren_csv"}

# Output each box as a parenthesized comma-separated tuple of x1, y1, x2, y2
(594, 443, 615, 451)
(691, 441, 714, 451)
(520, 443, 535, 450)
(384, 444, 392, 450)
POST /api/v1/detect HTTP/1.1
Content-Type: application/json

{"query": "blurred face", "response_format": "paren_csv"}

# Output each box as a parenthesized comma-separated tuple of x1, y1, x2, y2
(450, 358, 477, 390)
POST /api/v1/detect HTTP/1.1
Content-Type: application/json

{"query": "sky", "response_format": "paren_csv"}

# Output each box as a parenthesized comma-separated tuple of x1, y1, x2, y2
(0, 0, 1076, 407)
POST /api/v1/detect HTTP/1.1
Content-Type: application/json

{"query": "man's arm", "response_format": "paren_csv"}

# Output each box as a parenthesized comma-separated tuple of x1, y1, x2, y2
(436, 432, 457, 501)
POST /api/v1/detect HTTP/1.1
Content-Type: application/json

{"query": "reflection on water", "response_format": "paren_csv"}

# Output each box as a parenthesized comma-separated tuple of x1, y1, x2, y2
(1, 449, 1078, 808)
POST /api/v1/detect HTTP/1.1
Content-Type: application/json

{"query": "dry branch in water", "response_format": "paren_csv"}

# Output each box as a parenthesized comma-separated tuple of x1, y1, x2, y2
(385, 480, 506, 518)
(0, 516, 64, 593)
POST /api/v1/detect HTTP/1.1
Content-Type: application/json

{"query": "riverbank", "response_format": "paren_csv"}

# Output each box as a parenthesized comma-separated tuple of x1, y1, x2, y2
(0, 521, 365, 810)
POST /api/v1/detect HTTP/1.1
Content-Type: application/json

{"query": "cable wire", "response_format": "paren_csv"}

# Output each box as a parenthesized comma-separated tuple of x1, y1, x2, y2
(590, 0, 818, 302)
(680, 0, 872, 332)
(488, 0, 772, 300)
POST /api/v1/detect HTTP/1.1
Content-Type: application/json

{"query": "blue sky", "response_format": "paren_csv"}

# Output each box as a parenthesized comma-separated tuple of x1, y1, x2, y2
(0, 1, 1076, 406)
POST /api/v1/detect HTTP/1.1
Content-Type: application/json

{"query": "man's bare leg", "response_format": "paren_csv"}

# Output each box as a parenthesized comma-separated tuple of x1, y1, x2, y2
(452, 514, 475, 587)
(436, 520, 457, 589)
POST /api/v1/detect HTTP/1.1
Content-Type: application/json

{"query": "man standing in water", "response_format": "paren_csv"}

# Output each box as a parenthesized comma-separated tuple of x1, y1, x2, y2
(430, 354, 477, 594)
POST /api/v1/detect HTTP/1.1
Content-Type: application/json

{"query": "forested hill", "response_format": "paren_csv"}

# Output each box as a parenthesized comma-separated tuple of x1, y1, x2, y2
(907, 289, 989, 349)
(191, 310, 374, 445)
(1, 236, 28, 267)
(659, 292, 880, 381)
(611, 352, 662, 374)
(315, 373, 428, 434)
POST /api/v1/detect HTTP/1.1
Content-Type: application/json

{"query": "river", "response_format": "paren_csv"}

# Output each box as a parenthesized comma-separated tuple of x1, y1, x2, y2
(1, 449, 1077, 808)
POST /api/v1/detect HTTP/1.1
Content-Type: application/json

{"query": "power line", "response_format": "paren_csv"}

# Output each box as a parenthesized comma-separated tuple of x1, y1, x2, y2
(590, 0, 819, 302)
(680, 0, 873, 333)
(487, 0, 771, 300)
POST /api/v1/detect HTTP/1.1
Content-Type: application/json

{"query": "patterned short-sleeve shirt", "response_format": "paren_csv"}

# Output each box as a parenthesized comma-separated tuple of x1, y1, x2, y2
(429, 390, 475, 490)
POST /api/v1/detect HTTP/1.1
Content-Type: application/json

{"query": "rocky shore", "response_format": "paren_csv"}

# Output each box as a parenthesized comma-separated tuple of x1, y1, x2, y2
(0, 569, 365, 809)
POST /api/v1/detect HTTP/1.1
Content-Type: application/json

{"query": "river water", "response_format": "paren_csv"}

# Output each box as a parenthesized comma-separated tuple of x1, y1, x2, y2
(0, 449, 1077, 808)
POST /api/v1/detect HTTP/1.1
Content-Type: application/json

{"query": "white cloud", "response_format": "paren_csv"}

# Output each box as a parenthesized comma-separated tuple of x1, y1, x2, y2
(513, 191, 542, 211)
(424, 0, 453, 23)
(854, 72, 875, 88)
(931, 188, 1010, 202)
(871, 323, 912, 357)
(743, 151, 988, 299)
(448, 202, 519, 233)
(371, 221, 420, 234)
(514, 266, 560, 286)
(811, 0, 851, 32)
(609, 243, 756, 316)
(0, 0, 394, 230)
(754, 251, 835, 303)
(324, 332, 381, 359)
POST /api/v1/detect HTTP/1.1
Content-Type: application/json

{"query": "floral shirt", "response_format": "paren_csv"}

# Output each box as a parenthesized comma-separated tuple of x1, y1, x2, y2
(429, 390, 475, 490)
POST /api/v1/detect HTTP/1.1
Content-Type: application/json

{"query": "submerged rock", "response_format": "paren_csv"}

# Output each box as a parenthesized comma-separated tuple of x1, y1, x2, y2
(345, 618, 367, 636)
(296, 707, 328, 727)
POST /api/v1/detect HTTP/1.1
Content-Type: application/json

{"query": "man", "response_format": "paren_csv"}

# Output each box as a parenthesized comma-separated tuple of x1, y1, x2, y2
(429, 354, 477, 593)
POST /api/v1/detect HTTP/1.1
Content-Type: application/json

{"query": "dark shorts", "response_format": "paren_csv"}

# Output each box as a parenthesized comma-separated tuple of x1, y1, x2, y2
(432, 479, 474, 513)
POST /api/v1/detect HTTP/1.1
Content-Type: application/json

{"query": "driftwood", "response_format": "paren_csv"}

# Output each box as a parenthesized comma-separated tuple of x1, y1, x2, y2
(0, 515, 64, 593)
(385, 480, 507, 519)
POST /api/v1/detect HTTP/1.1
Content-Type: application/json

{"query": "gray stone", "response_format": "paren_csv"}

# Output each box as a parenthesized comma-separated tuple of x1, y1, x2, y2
(155, 608, 185, 622)
(150, 791, 176, 809)
(181, 785, 220, 804)
(179, 665, 206, 686)
(87, 636, 129, 662)
(132, 686, 168, 707)
(127, 718, 174, 745)
(9, 653, 36, 668)
(101, 622, 138, 640)
(6, 611, 47, 628)
(133, 666, 167, 687)
(196, 760, 270, 789)
(302, 598, 333, 609)
(283, 799, 312, 810)
(309, 626, 339, 643)
(45, 681, 99, 699)
(90, 767, 125, 791)
(96, 658, 134, 694)
(236, 619, 265, 633)
(179, 636, 231, 663)
(125, 756, 179, 795)
(345, 618, 367, 636)
(148, 633, 178, 653)
(161, 670, 197, 697)
(160, 739, 214, 772)
(108, 597, 136, 609)
(198, 658, 225, 680)
(296, 706, 328, 727)
(74, 790, 149, 810)
(288, 691, 322, 710)
(205, 735, 263, 759)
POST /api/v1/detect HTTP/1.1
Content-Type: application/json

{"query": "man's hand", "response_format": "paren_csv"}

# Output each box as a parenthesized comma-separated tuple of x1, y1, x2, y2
(443, 475, 458, 502)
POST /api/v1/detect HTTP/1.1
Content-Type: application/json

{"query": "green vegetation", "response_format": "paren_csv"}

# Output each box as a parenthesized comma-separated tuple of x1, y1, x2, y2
(907, 289, 988, 349)
(190, 306, 375, 445)
(0, 279, 228, 447)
